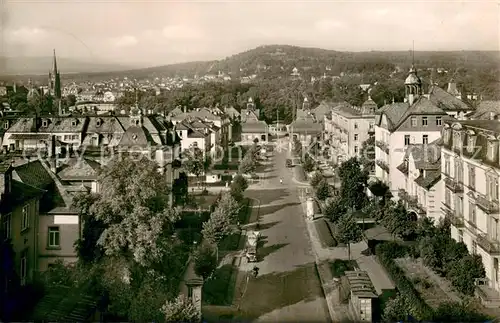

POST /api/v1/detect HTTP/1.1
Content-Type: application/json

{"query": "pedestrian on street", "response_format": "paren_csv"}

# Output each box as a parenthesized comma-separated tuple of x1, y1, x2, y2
(252, 266, 259, 278)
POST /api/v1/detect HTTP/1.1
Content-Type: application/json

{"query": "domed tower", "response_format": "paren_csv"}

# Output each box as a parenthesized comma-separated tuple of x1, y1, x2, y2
(404, 64, 421, 105)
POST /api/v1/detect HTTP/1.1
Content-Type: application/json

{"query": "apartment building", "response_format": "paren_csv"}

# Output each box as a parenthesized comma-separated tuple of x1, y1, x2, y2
(374, 65, 448, 196)
(289, 98, 323, 148)
(397, 143, 442, 221)
(325, 99, 376, 163)
(441, 119, 500, 296)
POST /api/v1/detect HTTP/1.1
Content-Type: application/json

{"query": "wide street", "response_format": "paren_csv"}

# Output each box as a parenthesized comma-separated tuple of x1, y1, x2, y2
(236, 141, 331, 322)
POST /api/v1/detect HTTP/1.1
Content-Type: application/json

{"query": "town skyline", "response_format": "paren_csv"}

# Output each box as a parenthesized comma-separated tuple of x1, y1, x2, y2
(2, 0, 499, 67)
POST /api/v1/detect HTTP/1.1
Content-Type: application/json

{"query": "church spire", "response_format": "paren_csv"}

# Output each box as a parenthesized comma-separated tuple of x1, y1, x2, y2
(53, 49, 58, 74)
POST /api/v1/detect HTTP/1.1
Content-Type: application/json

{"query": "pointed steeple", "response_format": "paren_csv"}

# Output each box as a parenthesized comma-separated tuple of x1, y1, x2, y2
(53, 49, 58, 74)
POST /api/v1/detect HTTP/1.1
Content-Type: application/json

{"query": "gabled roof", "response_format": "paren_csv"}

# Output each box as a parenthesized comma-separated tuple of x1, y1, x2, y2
(428, 85, 471, 112)
(414, 170, 441, 190)
(57, 158, 101, 180)
(408, 144, 441, 170)
(241, 109, 260, 122)
(0, 180, 45, 213)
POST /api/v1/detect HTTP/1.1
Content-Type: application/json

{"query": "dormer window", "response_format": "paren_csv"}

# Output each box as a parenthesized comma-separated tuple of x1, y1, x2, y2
(467, 131, 476, 154)
(487, 137, 497, 161)
(71, 119, 77, 127)
(42, 119, 48, 128)
(452, 130, 462, 151)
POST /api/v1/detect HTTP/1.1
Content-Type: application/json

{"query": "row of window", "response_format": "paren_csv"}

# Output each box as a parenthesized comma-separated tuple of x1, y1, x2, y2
(2, 212, 60, 248)
(410, 116, 442, 127)
(444, 157, 499, 200)
(404, 135, 429, 146)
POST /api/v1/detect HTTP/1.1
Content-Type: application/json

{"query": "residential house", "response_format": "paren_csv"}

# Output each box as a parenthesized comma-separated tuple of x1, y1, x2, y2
(240, 97, 268, 143)
(440, 119, 500, 302)
(289, 98, 323, 149)
(396, 143, 442, 221)
(1, 162, 45, 286)
(325, 98, 376, 164)
(375, 65, 448, 196)
(3, 116, 88, 153)
(428, 81, 473, 120)
(176, 118, 213, 153)
(467, 101, 500, 120)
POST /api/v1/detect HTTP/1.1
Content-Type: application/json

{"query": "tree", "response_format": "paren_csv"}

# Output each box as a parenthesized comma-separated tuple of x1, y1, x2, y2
(315, 179, 330, 201)
(337, 158, 368, 210)
(201, 208, 233, 245)
(216, 193, 241, 224)
(172, 172, 188, 206)
(383, 201, 416, 240)
(64, 94, 77, 108)
(162, 295, 200, 323)
(230, 174, 248, 202)
(292, 138, 302, 157)
(336, 212, 363, 260)
(193, 245, 217, 280)
(382, 294, 410, 322)
(73, 192, 104, 264)
(184, 147, 206, 186)
(302, 154, 315, 172)
(360, 137, 375, 172)
(310, 171, 324, 188)
(323, 198, 348, 223)
(446, 254, 485, 295)
(239, 153, 256, 174)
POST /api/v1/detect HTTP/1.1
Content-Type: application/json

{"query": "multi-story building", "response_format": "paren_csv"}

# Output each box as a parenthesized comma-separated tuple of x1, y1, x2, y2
(427, 81, 473, 120)
(289, 98, 323, 149)
(325, 98, 376, 163)
(175, 118, 213, 153)
(240, 97, 268, 143)
(1, 162, 45, 286)
(396, 143, 442, 221)
(441, 119, 500, 298)
(374, 65, 448, 196)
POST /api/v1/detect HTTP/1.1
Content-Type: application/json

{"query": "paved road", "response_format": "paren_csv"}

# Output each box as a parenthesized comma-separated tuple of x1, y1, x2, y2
(237, 147, 331, 322)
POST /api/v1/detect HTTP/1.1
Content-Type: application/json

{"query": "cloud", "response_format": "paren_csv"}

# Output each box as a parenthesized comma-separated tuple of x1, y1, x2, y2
(314, 19, 345, 32)
(112, 35, 138, 48)
(162, 24, 204, 40)
(6, 27, 48, 43)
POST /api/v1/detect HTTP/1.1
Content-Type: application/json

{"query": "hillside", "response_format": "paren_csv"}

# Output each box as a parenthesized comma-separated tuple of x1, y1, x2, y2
(2, 45, 500, 83)
(0, 56, 134, 76)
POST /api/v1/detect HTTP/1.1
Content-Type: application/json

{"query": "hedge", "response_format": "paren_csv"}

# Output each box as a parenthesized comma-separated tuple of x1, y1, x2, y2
(375, 243, 434, 321)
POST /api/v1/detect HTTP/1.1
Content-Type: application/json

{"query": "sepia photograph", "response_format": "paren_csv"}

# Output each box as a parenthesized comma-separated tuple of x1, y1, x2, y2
(0, 0, 499, 322)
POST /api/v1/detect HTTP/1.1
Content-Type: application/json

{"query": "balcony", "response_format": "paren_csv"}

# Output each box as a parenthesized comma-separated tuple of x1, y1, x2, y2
(477, 233, 500, 255)
(376, 160, 390, 173)
(444, 177, 464, 193)
(375, 140, 389, 154)
(476, 194, 500, 214)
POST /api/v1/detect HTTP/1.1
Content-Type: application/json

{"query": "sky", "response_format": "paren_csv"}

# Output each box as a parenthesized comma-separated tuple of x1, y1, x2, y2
(2, 0, 499, 68)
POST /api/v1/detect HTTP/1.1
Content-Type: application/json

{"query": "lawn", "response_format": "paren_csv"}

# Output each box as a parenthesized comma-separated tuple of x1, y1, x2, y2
(202, 264, 236, 306)
(330, 259, 358, 278)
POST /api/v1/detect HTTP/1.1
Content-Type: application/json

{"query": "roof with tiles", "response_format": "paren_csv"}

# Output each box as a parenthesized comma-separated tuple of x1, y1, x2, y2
(7, 117, 88, 133)
(414, 170, 441, 190)
(428, 85, 471, 112)
(470, 101, 500, 120)
(13, 160, 66, 212)
(118, 125, 155, 147)
(241, 121, 268, 133)
(241, 108, 260, 122)
(0, 180, 45, 213)
(86, 116, 125, 134)
(57, 158, 101, 181)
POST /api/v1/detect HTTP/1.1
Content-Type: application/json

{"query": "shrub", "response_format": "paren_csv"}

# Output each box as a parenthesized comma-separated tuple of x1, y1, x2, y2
(446, 254, 486, 295)
(376, 243, 433, 321)
(310, 171, 324, 188)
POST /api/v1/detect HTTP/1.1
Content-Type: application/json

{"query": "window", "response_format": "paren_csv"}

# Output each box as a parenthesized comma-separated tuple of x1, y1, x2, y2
(445, 188, 451, 207)
(2, 214, 11, 240)
(455, 196, 463, 217)
(467, 136, 476, 153)
(454, 159, 463, 183)
(422, 117, 428, 126)
(20, 250, 27, 286)
(411, 117, 417, 127)
(188, 286, 193, 299)
(491, 217, 499, 241)
(468, 166, 475, 189)
(354, 146, 359, 154)
(458, 229, 464, 243)
(404, 135, 410, 146)
(488, 176, 500, 201)
(3, 121, 8, 129)
(422, 135, 428, 144)
(21, 205, 29, 231)
(354, 123, 358, 129)
(436, 117, 442, 126)
(469, 201, 476, 224)
(354, 134, 358, 141)
(42, 120, 48, 127)
(48, 227, 60, 248)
